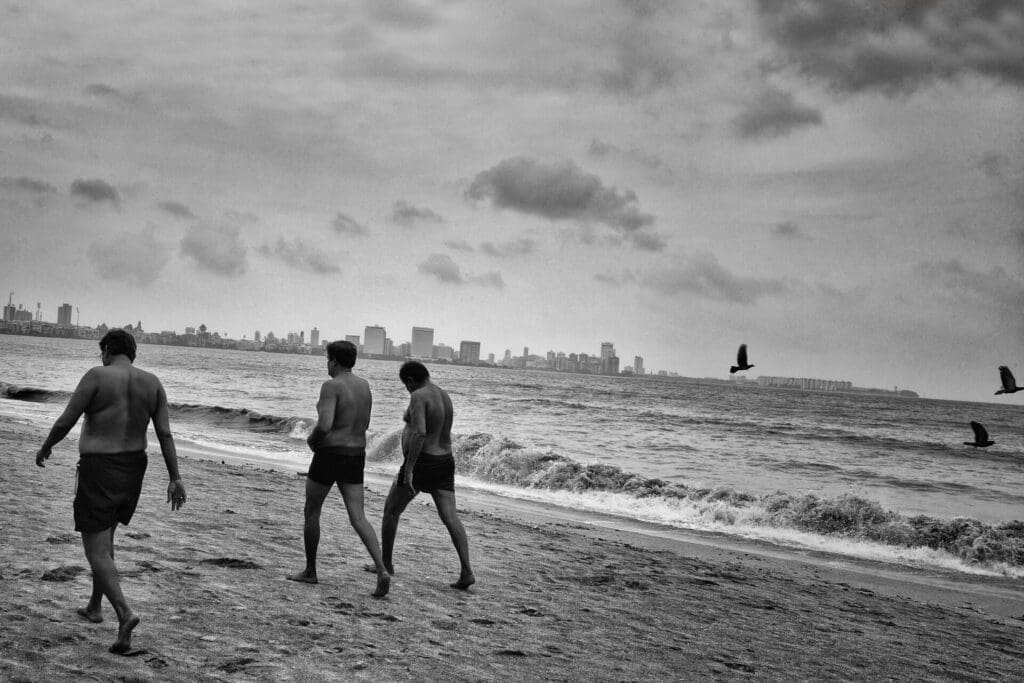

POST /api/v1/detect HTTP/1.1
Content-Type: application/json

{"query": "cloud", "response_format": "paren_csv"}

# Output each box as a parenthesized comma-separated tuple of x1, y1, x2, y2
(443, 239, 475, 252)
(259, 237, 339, 274)
(83, 83, 120, 97)
(466, 156, 664, 250)
(331, 211, 370, 236)
(601, 252, 790, 304)
(586, 138, 672, 176)
(87, 228, 169, 287)
(180, 222, 247, 276)
(733, 88, 822, 139)
(417, 253, 504, 288)
(771, 221, 811, 240)
(597, 5, 689, 96)
(390, 200, 443, 227)
(977, 153, 1010, 179)
(0, 176, 57, 195)
(158, 200, 197, 219)
(754, 0, 1024, 94)
(480, 238, 536, 257)
(0, 92, 49, 127)
(70, 178, 120, 206)
(916, 259, 1024, 310)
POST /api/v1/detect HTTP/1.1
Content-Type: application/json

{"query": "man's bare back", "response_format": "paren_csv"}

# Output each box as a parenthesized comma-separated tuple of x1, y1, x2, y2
(78, 362, 163, 454)
(312, 371, 372, 449)
(402, 382, 453, 457)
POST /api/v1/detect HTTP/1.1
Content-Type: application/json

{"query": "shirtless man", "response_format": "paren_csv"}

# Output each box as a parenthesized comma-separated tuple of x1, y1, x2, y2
(35, 329, 186, 655)
(372, 361, 474, 589)
(288, 340, 390, 597)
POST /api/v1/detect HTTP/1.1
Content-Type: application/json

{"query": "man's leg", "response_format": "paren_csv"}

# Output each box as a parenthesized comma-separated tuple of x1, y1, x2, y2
(338, 482, 390, 597)
(431, 490, 475, 589)
(78, 525, 115, 623)
(288, 478, 331, 584)
(81, 526, 140, 654)
(364, 481, 416, 576)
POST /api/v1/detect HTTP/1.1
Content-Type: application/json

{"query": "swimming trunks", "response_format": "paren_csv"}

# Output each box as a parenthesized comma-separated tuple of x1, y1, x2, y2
(74, 451, 148, 533)
(397, 453, 455, 493)
(308, 445, 366, 486)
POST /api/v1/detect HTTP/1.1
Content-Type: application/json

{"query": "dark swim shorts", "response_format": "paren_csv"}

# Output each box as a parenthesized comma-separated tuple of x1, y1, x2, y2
(397, 453, 455, 493)
(74, 451, 148, 533)
(308, 445, 366, 486)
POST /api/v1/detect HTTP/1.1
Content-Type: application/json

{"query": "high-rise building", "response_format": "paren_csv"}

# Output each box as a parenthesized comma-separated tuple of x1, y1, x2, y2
(411, 326, 434, 358)
(634, 356, 644, 376)
(254, 331, 261, 343)
(600, 342, 616, 359)
(459, 341, 481, 363)
(363, 325, 386, 355)
(57, 303, 73, 326)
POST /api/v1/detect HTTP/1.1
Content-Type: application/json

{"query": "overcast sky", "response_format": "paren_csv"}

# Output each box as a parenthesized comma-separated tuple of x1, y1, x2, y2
(2, 1, 1022, 402)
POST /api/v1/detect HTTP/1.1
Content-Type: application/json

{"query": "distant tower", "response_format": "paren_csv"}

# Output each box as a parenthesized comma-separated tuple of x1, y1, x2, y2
(57, 303, 73, 326)
(363, 325, 386, 355)
(634, 356, 644, 376)
(600, 342, 615, 359)
(411, 326, 434, 358)
(310, 327, 320, 348)
(35, 302, 42, 321)
(254, 330, 261, 343)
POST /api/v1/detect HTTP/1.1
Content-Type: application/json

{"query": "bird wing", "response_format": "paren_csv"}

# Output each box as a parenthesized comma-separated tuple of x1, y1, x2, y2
(737, 344, 748, 366)
(999, 365, 1017, 391)
(970, 421, 988, 443)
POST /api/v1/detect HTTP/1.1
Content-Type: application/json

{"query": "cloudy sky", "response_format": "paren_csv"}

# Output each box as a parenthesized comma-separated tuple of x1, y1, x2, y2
(2, 1, 1022, 402)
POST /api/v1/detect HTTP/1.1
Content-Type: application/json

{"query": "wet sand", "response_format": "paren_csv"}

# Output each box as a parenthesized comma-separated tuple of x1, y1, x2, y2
(2, 416, 1023, 681)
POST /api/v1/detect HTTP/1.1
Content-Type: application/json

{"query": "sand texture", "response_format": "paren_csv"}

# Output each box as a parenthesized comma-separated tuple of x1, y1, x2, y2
(2, 416, 1023, 681)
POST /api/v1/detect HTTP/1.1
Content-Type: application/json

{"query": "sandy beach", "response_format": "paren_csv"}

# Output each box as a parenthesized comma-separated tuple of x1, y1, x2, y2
(2, 415, 1023, 682)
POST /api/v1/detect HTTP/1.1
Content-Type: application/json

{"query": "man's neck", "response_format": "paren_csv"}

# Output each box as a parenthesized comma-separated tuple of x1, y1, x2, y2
(330, 367, 352, 378)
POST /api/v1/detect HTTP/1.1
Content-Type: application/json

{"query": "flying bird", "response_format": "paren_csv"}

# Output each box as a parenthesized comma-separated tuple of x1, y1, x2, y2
(994, 366, 1022, 395)
(964, 421, 995, 448)
(730, 344, 754, 374)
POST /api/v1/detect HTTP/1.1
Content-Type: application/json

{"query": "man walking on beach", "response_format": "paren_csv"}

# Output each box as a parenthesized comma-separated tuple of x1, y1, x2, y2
(372, 361, 474, 589)
(288, 340, 390, 597)
(35, 329, 187, 655)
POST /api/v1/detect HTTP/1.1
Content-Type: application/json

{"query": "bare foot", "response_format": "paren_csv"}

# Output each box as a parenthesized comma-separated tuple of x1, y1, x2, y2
(363, 563, 395, 576)
(286, 570, 318, 584)
(77, 606, 103, 623)
(109, 613, 140, 654)
(450, 573, 476, 590)
(372, 572, 391, 598)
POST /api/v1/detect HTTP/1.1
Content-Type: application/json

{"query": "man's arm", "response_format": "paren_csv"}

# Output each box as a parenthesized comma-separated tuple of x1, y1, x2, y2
(35, 370, 97, 467)
(402, 392, 428, 490)
(153, 382, 187, 510)
(306, 382, 336, 452)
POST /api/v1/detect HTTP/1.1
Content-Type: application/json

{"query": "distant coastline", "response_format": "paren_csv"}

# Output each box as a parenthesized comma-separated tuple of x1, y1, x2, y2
(0, 324, 919, 396)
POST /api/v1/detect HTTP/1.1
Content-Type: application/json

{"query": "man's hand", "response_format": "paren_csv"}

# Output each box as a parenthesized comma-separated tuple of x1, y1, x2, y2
(167, 479, 187, 511)
(35, 447, 51, 467)
(403, 472, 417, 496)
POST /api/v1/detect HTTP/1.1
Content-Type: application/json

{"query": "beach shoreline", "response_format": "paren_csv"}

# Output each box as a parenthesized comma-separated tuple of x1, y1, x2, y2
(3, 416, 1023, 680)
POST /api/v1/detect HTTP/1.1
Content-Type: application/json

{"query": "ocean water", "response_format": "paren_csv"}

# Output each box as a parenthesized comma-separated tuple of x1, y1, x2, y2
(3, 335, 1023, 577)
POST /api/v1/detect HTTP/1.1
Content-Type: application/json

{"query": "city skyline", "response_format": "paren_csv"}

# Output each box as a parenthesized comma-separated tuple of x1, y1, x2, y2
(1, 4, 1022, 402)
(2, 291, 653, 373)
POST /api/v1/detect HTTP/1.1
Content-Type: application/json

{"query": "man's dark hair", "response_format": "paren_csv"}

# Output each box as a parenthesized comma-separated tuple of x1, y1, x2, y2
(99, 329, 137, 362)
(399, 360, 430, 384)
(326, 340, 357, 368)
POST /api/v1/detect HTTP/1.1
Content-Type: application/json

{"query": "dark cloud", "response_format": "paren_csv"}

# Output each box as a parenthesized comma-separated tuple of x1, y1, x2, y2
(418, 253, 464, 284)
(0, 176, 57, 194)
(180, 222, 247, 276)
(259, 237, 339, 274)
(417, 253, 504, 288)
(977, 153, 1010, 179)
(0, 93, 48, 127)
(466, 156, 664, 250)
(83, 83, 120, 97)
(916, 259, 1024, 310)
(586, 138, 672, 176)
(772, 221, 811, 240)
(734, 88, 822, 139)
(390, 200, 443, 227)
(70, 178, 120, 207)
(443, 239, 475, 252)
(480, 238, 536, 258)
(755, 0, 1024, 93)
(158, 200, 197, 220)
(332, 211, 370, 236)
(602, 252, 790, 304)
(87, 229, 169, 287)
